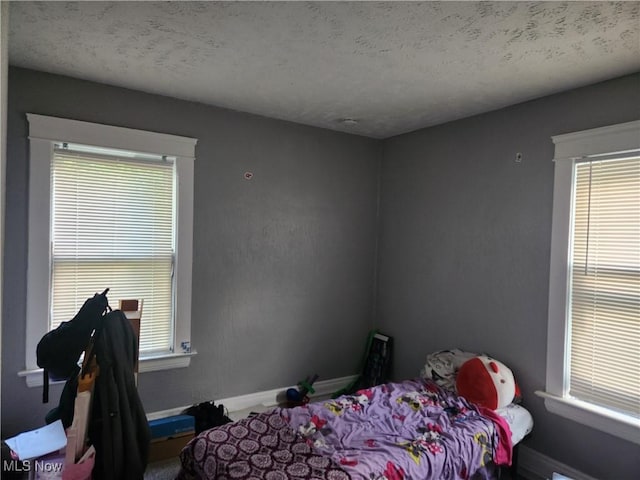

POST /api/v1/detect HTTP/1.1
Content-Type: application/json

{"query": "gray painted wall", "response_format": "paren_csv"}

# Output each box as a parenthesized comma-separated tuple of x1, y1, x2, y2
(3, 66, 639, 479)
(377, 73, 640, 479)
(2, 67, 381, 435)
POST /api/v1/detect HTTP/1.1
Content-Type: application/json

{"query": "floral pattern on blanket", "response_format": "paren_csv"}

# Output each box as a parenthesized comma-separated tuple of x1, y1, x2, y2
(325, 389, 374, 415)
(395, 381, 443, 411)
(283, 378, 500, 480)
(177, 411, 349, 480)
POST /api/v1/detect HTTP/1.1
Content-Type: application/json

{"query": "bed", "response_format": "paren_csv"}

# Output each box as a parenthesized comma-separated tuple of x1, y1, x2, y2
(177, 352, 533, 479)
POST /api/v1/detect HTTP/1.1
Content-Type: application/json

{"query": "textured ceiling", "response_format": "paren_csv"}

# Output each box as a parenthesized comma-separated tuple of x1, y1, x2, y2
(8, 1, 640, 138)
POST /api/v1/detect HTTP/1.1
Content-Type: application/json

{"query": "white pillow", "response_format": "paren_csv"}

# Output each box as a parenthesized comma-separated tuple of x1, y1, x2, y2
(420, 349, 477, 391)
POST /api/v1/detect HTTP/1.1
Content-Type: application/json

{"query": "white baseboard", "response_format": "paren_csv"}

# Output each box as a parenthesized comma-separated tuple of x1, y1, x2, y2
(518, 445, 599, 480)
(147, 374, 358, 421)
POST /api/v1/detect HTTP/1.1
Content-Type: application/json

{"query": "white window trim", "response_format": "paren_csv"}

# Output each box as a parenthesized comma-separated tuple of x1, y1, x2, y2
(22, 114, 197, 387)
(536, 119, 640, 445)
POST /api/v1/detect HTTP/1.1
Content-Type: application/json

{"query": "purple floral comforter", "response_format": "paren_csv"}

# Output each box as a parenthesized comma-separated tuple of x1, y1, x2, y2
(178, 379, 504, 480)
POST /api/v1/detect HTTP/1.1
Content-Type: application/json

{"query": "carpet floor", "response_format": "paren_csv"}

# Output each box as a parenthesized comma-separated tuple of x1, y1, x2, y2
(145, 457, 182, 480)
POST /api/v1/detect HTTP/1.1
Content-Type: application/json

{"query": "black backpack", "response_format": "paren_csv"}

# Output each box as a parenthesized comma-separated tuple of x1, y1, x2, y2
(182, 401, 232, 434)
(36, 291, 110, 411)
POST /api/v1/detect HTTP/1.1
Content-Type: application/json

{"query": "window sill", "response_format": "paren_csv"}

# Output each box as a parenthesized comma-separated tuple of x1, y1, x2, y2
(18, 351, 196, 387)
(535, 390, 640, 445)
(139, 350, 197, 372)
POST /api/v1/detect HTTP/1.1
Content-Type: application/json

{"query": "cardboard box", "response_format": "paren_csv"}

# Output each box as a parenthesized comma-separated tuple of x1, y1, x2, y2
(148, 432, 194, 463)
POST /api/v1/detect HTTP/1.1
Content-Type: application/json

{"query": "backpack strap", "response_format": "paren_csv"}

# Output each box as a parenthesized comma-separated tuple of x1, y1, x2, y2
(43, 369, 49, 403)
(80, 303, 111, 379)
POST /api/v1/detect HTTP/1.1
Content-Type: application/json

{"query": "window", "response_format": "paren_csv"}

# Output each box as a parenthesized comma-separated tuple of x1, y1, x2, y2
(538, 120, 640, 444)
(21, 114, 197, 386)
(569, 156, 639, 415)
(51, 146, 175, 352)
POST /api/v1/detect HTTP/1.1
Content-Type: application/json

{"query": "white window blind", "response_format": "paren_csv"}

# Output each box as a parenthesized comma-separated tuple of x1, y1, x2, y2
(51, 146, 175, 354)
(568, 155, 640, 417)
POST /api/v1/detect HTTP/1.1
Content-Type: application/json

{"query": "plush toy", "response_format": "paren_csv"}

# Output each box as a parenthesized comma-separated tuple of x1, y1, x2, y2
(456, 355, 517, 410)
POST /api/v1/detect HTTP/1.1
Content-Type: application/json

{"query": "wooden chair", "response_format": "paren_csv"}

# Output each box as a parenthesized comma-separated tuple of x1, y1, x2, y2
(119, 299, 143, 383)
(65, 336, 99, 466)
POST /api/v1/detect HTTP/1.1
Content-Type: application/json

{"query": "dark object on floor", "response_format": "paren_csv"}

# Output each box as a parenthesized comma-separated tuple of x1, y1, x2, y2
(334, 330, 393, 397)
(182, 402, 232, 434)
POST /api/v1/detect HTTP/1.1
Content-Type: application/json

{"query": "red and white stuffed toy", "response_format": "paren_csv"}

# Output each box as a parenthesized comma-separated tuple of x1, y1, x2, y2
(456, 355, 519, 410)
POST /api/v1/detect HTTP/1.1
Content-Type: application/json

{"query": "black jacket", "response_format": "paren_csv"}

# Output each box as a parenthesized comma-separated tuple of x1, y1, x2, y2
(90, 310, 150, 480)
(37, 296, 150, 479)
